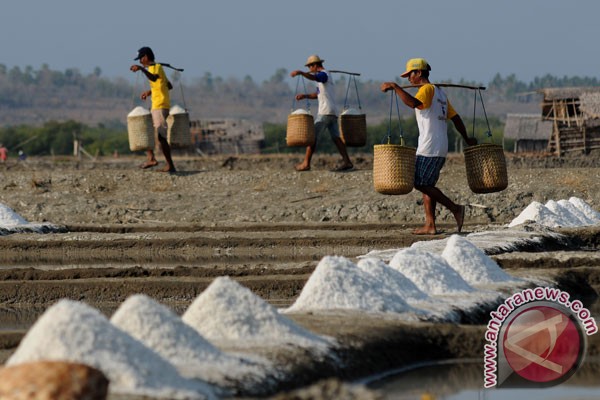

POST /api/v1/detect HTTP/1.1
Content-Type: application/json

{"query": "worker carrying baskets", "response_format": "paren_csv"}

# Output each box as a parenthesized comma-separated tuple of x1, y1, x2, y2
(380, 58, 478, 235)
(288, 55, 354, 172)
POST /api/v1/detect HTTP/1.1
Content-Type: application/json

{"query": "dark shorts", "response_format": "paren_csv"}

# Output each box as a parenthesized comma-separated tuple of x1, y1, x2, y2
(414, 155, 446, 187)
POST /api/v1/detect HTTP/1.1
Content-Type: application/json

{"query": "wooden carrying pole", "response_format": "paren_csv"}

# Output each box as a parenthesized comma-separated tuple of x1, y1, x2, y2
(401, 83, 486, 90)
(329, 70, 361, 76)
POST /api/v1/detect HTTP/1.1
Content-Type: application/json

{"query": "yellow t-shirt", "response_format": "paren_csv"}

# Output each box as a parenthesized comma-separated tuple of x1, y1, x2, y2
(148, 63, 170, 110)
(414, 83, 457, 119)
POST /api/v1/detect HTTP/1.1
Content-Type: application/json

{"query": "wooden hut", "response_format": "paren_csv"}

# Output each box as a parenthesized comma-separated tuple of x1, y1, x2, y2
(539, 87, 600, 155)
(503, 113, 553, 152)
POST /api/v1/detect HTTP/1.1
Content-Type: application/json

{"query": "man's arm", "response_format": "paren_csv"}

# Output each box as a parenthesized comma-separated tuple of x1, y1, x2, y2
(380, 82, 422, 109)
(451, 115, 478, 146)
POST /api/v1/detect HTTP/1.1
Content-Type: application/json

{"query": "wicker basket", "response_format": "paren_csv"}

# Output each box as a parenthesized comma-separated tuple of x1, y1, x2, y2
(339, 114, 367, 147)
(286, 114, 315, 147)
(127, 114, 155, 152)
(464, 143, 508, 193)
(167, 112, 191, 148)
(373, 144, 416, 195)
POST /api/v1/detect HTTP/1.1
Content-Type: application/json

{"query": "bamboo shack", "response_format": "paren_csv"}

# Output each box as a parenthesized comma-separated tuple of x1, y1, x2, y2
(503, 113, 552, 153)
(189, 119, 264, 155)
(539, 87, 600, 155)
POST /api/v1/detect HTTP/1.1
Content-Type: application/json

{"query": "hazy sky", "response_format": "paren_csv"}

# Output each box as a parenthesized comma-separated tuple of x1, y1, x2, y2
(1, 0, 598, 85)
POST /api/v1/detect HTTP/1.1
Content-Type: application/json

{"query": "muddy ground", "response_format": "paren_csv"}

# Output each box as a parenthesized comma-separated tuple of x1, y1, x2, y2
(0, 153, 600, 398)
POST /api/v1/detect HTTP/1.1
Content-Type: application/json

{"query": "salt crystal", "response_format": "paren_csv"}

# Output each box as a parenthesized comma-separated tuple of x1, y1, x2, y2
(356, 257, 428, 302)
(569, 197, 600, 223)
(441, 235, 517, 285)
(508, 201, 564, 228)
(8, 299, 215, 399)
(111, 294, 265, 388)
(127, 106, 151, 117)
(0, 203, 28, 227)
(389, 248, 474, 295)
(182, 276, 331, 349)
(170, 104, 187, 115)
(285, 256, 417, 314)
(291, 108, 310, 115)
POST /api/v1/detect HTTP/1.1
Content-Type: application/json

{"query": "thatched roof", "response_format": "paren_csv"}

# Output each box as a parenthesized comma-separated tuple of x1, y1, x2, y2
(538, 86, 600, 101)
(503, 113, 553, 140)
(579, 92, 600, 119)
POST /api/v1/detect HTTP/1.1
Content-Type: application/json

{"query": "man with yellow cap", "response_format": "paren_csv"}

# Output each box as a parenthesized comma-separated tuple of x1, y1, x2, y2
(290, 55, 353, 172)
(381, 58, 477, 234)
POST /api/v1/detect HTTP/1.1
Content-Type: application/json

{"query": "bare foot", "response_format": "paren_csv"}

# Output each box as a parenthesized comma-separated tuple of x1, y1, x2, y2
(412, 226, 437, 235)
(295, 164, 310, 172)
(332, 162, 354, 172)
(454, 205, 465, 233)
(158, 165, 176, 174)
(140, 160, 158, 169)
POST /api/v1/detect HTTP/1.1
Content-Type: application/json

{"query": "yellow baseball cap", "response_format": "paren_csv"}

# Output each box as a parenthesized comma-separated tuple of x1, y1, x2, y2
(400, 58, 431, 77)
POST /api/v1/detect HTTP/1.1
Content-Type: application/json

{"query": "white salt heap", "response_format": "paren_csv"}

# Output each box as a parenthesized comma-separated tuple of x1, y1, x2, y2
(170, 104, 187, 115)
(341, 108, 362, 115)
(0, 203, 28, 226)
(291, 108, 310, 115)
(8, 299, 216, 400)
(183, 276, 332, 350)
(285, 256, 420, 315)
(389, 248, 474, 295)
(356, 258, 428, 302)
(441, 235, 518, 285)
(127, 106, 151, 117)
(509, 197, 600, 228)
(111, 294, 268, 390)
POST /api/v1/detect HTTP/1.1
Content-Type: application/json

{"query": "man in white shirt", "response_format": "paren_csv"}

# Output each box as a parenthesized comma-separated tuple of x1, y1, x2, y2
(290, 55, 353, 172)
(381, 58, 477, 234)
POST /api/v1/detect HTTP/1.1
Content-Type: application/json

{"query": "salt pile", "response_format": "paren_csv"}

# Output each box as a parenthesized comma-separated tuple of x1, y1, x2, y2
(182, 276, 332, 350)
(291, 108, 310, 115)
(356, 258, 428, 302)
(389, 248, 474, 295)
(127, 106, 151, 117)
(509, 197, 600, 228)
(441, 235, 518, 285)
(285, 256, 419, 315)
(341, 108, 362, 115)
(0, 203, 28, 226)
(170, 104, 187, 115)
(8, 299, 216, 400)
(111, 294, 267, 390)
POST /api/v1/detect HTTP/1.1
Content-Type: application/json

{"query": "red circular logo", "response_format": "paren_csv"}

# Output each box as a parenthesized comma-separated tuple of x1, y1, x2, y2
(503, 305, 581, 383)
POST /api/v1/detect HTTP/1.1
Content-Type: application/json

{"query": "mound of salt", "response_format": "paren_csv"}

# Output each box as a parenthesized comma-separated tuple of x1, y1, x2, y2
(341, 108, 362, 115)
(545, 200, 582, 227)
(111, 294, 265, 387)
(441, 235, 517, 285)
(182, 276, 331, 349)
(569, 197, 600, 223)
(8, 299, 215, 400)
(127, 106, 151, 117)
(285, 256, 416, 314)
(291, 108, 310, 115)
(356, 258, 428, 302)
(508, 201, 564, 228)
(556, 199, 595, 225)
(389, 248, 474, 295)
(170, 104, 187, 115)
(0, 203, 28, 226)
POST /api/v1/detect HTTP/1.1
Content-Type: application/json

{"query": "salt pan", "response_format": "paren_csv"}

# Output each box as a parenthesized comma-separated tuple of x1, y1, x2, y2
(111, 294, 267, 390)
(170, 104, 187, 115)
(182, 276, 331, 350)
(569, 197, 600, 223)
(8, 299, 215, 400)
(441, 235, 518, 285)
(285, 256, 418, 314)
(127, 106, 151, 117)
(389, 248, 474, 295)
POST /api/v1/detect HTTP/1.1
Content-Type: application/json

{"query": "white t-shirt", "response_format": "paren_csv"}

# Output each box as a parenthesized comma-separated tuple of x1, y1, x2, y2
(315, 70, 338, 116)
(414, 84, 454, 157)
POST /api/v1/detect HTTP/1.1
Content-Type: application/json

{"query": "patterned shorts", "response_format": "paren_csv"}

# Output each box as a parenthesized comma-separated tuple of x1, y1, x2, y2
(414, 156, 446, 187)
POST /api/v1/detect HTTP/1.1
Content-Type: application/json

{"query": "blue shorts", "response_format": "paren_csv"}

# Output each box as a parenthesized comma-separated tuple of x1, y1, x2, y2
(414, 156, 446, 186)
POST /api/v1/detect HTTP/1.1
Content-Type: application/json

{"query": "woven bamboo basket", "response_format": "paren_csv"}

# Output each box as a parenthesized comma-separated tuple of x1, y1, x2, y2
(127, 114, 155, 152)
(286, 114, 315, 147)
(339, 114, 367, 147)
(373, 144, 416, 195)
(167, 113, 191, 148)
(464, 143, 508, 193)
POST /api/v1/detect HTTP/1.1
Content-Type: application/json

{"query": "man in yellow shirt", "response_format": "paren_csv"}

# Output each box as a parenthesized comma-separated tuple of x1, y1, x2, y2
(130, 46, 176, 173)
(381, 58, 476, 234)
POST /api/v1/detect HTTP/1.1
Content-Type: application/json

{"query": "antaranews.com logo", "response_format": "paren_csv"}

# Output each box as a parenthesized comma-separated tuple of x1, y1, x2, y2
(484, 286, 597, 388)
